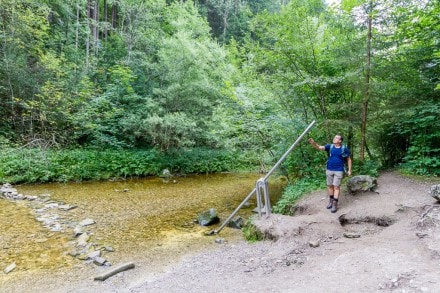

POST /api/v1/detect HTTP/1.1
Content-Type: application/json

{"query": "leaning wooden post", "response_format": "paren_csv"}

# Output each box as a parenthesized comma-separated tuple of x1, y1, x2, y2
(213, 120, 316, 234)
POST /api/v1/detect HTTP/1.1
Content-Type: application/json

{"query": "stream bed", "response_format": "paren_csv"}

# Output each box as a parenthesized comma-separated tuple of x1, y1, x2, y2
(1, 173, 287, 277)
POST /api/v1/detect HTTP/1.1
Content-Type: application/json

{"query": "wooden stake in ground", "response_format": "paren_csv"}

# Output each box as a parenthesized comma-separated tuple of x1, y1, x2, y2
(94, 262, 135, 281)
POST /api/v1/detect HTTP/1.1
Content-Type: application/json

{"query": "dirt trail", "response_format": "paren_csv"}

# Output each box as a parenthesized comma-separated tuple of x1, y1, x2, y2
(2, 171, 440, 292)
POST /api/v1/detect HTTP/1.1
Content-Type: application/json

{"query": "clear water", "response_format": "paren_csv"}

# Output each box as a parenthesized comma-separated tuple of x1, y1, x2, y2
(1, 173, 286, 274)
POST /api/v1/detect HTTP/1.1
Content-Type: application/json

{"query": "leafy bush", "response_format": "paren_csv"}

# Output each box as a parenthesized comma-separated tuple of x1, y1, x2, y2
(377, 103, 440, 176)
(0, 147, 260, 184)
(273, 177, 325, 215)
(242, 217, 264, 242)
(353, 159, 381, 177)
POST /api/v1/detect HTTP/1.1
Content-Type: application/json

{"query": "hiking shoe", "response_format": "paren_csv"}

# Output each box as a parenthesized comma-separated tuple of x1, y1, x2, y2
(326, 200, 333, 209)
(331, 200, 338, 213)
(326, 196, 334, 209)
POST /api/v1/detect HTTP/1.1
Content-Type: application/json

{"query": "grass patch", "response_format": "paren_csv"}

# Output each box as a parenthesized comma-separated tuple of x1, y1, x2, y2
(242, 217, 264, 242)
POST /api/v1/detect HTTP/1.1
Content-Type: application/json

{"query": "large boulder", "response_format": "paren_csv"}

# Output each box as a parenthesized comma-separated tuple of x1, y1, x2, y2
(197, 208, 220, 226)
(431, 184, 440, 202)
(347, 175, 377, 194)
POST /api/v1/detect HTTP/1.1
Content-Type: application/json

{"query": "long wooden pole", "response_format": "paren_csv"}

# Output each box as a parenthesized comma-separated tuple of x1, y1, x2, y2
(213, 120, 316, 234)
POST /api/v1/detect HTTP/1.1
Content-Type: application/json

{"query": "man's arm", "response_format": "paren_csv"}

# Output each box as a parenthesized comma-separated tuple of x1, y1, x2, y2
(308, 138, 325, 151)
(346, 156, 352, 176)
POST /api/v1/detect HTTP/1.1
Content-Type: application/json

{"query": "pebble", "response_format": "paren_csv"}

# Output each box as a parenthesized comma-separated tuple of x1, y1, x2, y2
(79, 219, 96, 226)
(87, 250, 101, 260)
(343, 232, 361, 238)
(215, 238, 227, 244)
(73, 226, 84, 237)
(4, 262, 16, 274)
(93, 257, 107, 266)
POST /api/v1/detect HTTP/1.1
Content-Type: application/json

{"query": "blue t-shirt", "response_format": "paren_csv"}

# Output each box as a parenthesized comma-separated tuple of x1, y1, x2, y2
(325, 144, 350, 172)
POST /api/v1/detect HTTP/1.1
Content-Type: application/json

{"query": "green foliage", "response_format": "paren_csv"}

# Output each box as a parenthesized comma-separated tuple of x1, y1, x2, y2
(242, 216, 264, 242)
(399, 107, 440, 176)
(378, 103, 440, 176)
(273, 177, 325, 216)
(162, 147, 259, 174)
(0, 147, 259, 184)
(353, 159, 381, 177)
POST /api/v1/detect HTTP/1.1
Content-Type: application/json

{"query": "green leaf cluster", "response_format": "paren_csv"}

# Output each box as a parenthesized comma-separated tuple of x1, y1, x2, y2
(0, 147, 259, 184)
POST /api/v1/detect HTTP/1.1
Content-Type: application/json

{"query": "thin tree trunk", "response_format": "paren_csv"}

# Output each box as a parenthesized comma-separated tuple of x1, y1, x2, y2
(104, 0, 108, 41)
(94, 0, 99, 55)
(348, 124, 354, 158)
(75, 4, 79, 49)
(222, 0, 229, 42)
(361, 0, 373, 161)
(86, 0, 91, 70)
(365, 140, 373, 160)
(112, 4, 117, 29)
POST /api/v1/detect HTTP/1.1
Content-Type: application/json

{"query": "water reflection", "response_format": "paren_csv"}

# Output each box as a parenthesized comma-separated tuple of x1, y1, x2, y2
(3, 173, 286, 274)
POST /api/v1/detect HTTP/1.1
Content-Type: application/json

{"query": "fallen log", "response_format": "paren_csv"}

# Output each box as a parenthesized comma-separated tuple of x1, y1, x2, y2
(94, 262, 135, 281)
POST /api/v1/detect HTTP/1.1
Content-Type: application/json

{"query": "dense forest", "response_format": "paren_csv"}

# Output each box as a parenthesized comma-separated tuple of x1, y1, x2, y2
(0, 0, 438, 186)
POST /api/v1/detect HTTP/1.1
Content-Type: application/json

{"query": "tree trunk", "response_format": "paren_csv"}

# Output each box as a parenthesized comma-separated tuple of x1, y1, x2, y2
(94, 0, 99, 55)
(75, 4, 80, 49)
(361, 0, 373, 161)
(86, 0, 91, 70)
(222, 0, 230, 42)
(104, 0, 108, 41)
(348, 124, 354, 158)
(112, 3, 117, 29)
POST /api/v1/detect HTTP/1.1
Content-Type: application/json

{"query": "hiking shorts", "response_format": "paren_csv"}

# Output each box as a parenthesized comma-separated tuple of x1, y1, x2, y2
(326, 170, 344, 187)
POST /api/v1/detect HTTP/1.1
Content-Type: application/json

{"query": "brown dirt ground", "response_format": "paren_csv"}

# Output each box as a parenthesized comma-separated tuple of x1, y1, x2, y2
(2, 171, 440, 293)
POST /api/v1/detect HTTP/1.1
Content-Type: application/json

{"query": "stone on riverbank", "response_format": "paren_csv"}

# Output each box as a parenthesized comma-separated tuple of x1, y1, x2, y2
(347, 175, 378, 194)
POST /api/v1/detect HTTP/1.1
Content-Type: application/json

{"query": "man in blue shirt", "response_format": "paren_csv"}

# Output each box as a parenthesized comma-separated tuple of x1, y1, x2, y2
(308, 134, 352, 213)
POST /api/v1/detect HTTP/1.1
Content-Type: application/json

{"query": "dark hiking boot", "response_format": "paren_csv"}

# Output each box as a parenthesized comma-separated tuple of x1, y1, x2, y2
(331, 199, 338, 213)
(326, 196, 334, 209)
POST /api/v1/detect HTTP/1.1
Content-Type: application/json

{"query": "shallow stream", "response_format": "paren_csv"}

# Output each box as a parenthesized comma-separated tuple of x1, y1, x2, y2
(1, 173, 286, 275)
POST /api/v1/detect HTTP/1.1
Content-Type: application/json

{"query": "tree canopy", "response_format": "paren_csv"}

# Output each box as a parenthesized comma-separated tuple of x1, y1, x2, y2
(0, 0, 438, 177)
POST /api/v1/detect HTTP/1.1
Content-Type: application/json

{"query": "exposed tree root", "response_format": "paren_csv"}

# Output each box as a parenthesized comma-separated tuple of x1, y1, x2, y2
(416, 204, 440, 229)
(338, 214, 395, 227)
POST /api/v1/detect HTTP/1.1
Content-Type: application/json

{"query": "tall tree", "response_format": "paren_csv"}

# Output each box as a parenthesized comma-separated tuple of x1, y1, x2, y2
(360, 0, 373, 161)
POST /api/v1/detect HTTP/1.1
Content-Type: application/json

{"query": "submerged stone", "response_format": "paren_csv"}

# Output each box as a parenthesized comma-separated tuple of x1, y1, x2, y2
(79, 218, 96, 226)
(227, 216, 244, 229)
(4, 262, 16, 274)
(197, 208, 220, 226)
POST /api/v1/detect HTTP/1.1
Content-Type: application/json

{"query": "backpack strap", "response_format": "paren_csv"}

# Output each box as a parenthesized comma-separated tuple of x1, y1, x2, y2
(329, 144, 348, 158)
(327, 144, 334, 157)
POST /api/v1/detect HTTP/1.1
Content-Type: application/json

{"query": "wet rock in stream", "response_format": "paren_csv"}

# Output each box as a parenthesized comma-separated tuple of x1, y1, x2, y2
(197, 208, 220, 226)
